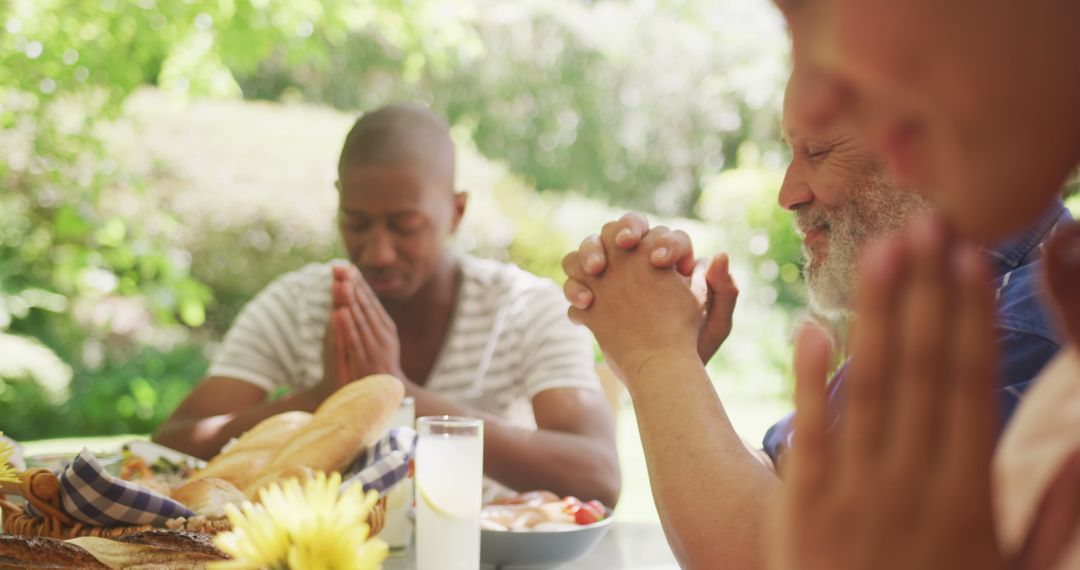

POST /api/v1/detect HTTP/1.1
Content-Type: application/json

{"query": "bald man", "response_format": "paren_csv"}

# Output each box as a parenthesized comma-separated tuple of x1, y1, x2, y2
(154, 104, 620, 506)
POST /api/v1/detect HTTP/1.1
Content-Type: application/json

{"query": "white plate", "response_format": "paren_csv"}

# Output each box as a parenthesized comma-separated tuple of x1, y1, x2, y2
(122, 440, 206, 469)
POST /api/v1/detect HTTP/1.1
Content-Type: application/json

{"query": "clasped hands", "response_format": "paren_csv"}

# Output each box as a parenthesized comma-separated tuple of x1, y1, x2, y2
(320, 264, 405, 393)
(560, 213, 739, 378)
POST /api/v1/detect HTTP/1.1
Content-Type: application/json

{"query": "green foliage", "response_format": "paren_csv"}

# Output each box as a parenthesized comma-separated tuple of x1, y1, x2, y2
(235, 0, 790, 217)
(1, 0, 796, 440)
(0, 343, 207, 441)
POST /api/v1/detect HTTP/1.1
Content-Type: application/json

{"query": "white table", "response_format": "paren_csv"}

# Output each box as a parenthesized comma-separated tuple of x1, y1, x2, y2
(383, 523, 679, 569)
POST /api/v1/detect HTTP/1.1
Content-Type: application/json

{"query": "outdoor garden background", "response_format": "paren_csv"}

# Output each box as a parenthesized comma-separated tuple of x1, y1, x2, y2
(2, 0, 1077, 521)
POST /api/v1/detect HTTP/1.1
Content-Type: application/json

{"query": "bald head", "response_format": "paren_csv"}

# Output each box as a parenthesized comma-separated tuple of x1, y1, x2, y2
(338, 103, 456, 191)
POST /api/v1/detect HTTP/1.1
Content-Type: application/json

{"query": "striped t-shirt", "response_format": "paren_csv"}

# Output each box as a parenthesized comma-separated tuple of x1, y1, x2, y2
(207, 254, 601, 429)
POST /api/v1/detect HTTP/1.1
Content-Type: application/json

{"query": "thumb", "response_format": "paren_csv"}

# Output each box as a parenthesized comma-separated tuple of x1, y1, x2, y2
(705, 253, 738, 322)
(697, 253, 739, 363)
(1045, 224, 1080, 345)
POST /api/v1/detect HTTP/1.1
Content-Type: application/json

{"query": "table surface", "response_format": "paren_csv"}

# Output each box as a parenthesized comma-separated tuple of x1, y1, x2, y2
(384, 522, 679, 570)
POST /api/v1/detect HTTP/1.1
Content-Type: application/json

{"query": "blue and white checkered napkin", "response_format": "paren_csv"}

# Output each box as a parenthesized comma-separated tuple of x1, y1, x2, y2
(26, 428, 417, 527)
(343, 427, 417, 497)
(27, 448, 194, 527)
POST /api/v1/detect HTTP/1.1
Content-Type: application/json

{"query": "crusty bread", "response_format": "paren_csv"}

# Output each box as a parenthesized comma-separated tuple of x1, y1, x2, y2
(242, 465, 314, 499)
(220, 411, 313, 456)
(243, 375, 404, 497)
(66, 536, 227, 569)
(169, 477, 246, 518)
(191, 411, 313, 489)
(0, 536, 109, 569)
(114, 530, 228, 559)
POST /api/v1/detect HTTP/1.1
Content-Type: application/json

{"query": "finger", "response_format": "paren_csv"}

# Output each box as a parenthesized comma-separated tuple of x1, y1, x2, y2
(843, 235, 908, 469)
(646, 229, 696, 275)
(891, 216, 953, 472)
(703, 254, 739, 327)
(789, 322, 833, 499)
(341, 306, 369, 369)
(705, 253, 739, 301)
(343, 276, 380, 356)
(1044, 224, 1080, 345)
(579, 234, 608, 275)
(331, 263, 350, 283)
(331, 279, 347, 308)
(944, 243, 1000, 480)
(697, 254, 739, 364)
(690, 258, 709, 305)
(564, 278, 594, 310)
(615, 212, 651, 248)
(332, 309, 352, 385)
(637, 226, 672, 266)
(352, 270, 395, 333)
(1016, 448, 1080, 570)
(601, 215, 650, 251)
(562, 250, 591, 283)
(567, 306, 587, 326)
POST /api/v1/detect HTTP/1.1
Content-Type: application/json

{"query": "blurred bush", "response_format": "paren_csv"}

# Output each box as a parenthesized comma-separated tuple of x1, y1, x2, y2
(0, 0, 800, 439)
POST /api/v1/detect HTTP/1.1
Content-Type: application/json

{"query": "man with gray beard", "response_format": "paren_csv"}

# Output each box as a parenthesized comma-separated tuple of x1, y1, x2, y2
(794, 168, 927, 317)
(558, 66, 1065, 569)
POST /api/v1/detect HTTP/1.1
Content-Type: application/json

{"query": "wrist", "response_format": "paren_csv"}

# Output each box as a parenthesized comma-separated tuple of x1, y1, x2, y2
(618, 341, 702, 388)
(299, 383, 333, 410)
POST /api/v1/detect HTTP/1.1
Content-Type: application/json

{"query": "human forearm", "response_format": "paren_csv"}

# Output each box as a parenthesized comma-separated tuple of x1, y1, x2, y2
(407, 384, 621, 506)
(625, 345, 779, 570)
(152, 385, 329, 460)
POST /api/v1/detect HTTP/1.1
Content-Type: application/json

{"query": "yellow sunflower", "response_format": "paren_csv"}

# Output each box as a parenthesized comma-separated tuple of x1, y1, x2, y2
(0, 432, 18, 484)
(212, 471, 389, 570)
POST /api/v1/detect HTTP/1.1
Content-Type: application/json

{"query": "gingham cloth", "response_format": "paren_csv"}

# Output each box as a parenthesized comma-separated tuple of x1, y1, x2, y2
(343, 427, 418, 497)
(29, 449, 195, 527)
(25, 428, 418, 527)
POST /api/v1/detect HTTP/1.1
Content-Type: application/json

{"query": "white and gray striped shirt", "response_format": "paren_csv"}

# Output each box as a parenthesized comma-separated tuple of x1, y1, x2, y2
(207, 255, 601, 429)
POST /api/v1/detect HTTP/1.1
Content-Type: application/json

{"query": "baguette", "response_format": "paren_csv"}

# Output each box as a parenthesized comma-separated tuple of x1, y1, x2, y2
(67, 536, 227, 570)
(0, 536, 108, 569)
(244, 374, 404, 497)
(191, 411, 312, 489)
(169, 477, 246, 518)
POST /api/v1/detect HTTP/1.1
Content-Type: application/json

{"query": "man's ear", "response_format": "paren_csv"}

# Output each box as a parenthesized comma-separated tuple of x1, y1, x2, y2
(451, 191, 468, 232)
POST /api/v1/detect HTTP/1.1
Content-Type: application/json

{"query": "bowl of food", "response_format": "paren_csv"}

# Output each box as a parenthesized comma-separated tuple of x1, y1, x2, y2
(480, 491, 614, 569)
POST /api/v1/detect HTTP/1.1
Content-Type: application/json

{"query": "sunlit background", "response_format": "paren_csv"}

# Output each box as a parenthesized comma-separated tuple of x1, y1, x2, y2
(2, 0, 1077, 522)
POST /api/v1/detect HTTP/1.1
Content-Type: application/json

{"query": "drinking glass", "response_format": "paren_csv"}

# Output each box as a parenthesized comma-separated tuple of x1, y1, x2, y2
(415, 416, 483, 570)
(382, 397, 415, 554)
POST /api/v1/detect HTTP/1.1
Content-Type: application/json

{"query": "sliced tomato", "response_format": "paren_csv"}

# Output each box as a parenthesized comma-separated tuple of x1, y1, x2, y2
(574, 506, 600, 525)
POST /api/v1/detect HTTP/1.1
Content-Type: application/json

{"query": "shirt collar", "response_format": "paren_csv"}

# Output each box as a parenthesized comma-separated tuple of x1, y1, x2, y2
(984, 197, 1071, 275)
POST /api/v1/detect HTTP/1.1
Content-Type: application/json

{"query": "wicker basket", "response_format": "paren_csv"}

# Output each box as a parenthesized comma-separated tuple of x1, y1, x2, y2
(0, 468, 387, 540)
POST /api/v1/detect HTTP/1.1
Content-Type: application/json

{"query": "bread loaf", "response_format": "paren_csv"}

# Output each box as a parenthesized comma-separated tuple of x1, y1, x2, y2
(169, 477, 246, 518)
(220, 411, 313, 456)
(191, 411, 312, 489)
(0, 536, 109, 569)
(67, 535, 228, 569)
(244, 374, 404, 497)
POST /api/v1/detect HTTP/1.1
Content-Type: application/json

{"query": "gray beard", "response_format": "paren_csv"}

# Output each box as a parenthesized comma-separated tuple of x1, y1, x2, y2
(801, 171, 930, 319)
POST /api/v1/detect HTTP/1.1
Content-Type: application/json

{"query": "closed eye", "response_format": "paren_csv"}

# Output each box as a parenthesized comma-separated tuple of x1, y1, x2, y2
(807, 147, 832, 162)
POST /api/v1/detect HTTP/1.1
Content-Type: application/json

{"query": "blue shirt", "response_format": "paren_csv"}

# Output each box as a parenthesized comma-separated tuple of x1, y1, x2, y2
(763, 199, 1072, 466)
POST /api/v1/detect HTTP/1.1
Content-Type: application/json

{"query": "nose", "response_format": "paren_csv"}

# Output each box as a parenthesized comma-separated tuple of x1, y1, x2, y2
(778, 157, 815, 211)
(360, 225, 396, 267)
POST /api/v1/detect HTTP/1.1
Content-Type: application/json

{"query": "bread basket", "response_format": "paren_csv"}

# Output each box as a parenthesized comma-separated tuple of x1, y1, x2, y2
(0, 468, 387, 540)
